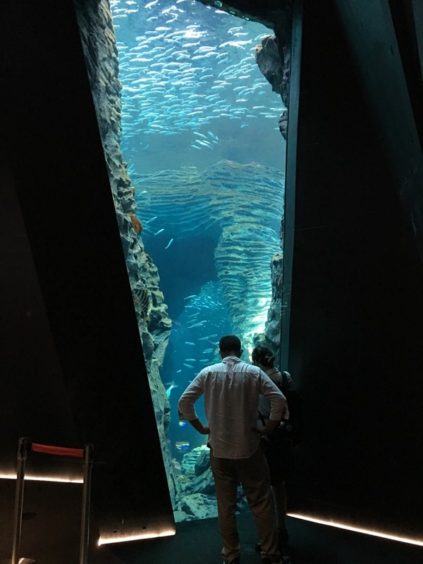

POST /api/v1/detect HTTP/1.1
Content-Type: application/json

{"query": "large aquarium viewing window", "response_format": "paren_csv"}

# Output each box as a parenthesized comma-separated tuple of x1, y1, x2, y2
(77, 0, 290, 523)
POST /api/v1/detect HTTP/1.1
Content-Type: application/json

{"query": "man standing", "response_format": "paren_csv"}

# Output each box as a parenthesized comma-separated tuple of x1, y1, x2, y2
(178, 335, 288, 564)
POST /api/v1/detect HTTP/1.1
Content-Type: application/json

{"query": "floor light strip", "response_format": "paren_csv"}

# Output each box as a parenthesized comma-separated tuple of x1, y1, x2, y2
(287, 512, 423, 547)
(98, 528, 176, 546)
(0, 472, 83, 483)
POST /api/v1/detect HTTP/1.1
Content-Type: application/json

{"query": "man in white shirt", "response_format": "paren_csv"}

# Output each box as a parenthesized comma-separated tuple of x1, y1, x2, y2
(178, 335, 288, 564)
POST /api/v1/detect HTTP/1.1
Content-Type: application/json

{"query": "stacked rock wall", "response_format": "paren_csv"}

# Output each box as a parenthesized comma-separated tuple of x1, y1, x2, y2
(73, 0, 179, 503)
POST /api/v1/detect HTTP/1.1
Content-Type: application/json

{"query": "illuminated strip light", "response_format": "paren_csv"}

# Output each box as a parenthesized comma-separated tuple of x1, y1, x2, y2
(287, 512, 423, 547)
(0, 472, 83, 484)
(98, 528, 176, 546)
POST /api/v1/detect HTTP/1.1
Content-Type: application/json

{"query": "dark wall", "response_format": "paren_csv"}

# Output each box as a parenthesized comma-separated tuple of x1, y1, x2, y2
(285, 0, 423, 535)
(0, 159, 77, 475)
(0, 0, 173, 539)
(389, 0, 423, 144)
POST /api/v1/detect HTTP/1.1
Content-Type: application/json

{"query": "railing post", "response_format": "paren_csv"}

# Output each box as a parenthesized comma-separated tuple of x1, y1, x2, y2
(11, 438, 93, 564)
(11, 437, 29, 564)
(79, 444, 93, 564)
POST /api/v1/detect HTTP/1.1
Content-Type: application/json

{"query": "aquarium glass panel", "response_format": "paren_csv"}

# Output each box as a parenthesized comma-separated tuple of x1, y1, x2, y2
(108, 0, 286, 522)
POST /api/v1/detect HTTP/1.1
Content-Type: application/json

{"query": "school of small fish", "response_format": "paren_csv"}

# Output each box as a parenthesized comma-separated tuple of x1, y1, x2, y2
(110, 0, 283, 160)
(108, 1, 286, 457)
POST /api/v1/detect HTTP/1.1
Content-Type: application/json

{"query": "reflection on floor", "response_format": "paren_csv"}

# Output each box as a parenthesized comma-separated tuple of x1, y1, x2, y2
(1, 478, 421, 564)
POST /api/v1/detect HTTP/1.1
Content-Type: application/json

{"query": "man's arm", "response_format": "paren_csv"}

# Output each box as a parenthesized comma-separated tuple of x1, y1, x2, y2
(178, 372, 210, 435)
(188, 418, 210, 435)
(259, 418, 282, 436)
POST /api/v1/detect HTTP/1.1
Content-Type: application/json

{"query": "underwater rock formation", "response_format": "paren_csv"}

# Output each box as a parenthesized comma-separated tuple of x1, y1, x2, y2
(198, 0, 292, 31)
(136, 160, 284, 350)
(74, 0, 178, 502)
(173, 445, 247, 521)
(198, 0, 292, 138)
(174, 493, 218, 522)
(257, 251, 284, 360)
(173, 446, 216, 520)
(256, 35, 290, 138)
(256, 36, 285, 97)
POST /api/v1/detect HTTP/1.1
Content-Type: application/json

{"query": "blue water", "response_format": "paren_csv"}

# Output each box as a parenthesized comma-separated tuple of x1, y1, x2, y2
(110, 0, 285, 460)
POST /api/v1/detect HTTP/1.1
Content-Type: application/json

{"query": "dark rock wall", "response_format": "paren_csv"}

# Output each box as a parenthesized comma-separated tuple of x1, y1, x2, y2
(199, 0, 292, 33)
(74, 0, 179, 503)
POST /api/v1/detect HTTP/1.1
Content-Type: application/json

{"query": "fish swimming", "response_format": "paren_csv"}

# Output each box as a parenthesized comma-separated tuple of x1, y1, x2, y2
(164, 237, 174, 249)
(111, 3, 279, 141)
(175, 441, 190, 453)
(187, 321, 207, 328)
(165, 381, 179, 399)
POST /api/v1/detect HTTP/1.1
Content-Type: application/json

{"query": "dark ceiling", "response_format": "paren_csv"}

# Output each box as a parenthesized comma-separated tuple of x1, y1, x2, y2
(198, 0, 293, 30)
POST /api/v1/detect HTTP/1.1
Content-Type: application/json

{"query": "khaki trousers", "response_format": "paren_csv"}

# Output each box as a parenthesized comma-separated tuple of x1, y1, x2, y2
(210, 446, 279, 562)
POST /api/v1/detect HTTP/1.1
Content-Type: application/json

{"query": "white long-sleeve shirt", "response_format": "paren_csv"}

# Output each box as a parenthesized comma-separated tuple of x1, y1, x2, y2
(178, 355, 287, 459)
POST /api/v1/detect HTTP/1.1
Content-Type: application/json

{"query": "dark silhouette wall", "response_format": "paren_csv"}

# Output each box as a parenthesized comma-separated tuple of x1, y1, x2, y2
(0, 0, 173, 542)
(284, 0, 423, 536)
(0, 160, 78, 474)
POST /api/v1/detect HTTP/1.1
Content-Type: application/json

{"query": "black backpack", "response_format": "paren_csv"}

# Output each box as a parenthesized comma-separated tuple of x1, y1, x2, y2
(281, 378, 303, 447)
(260, 371, 303, 447)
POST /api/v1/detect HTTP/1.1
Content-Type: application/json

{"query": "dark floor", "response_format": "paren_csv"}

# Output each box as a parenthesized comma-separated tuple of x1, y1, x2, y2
(107, 513, 423, 564)
(1, 479, 422, 564)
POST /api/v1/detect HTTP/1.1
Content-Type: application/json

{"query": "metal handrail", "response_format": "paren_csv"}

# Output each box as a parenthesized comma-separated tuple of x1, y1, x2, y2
(10, 437, 93, 564)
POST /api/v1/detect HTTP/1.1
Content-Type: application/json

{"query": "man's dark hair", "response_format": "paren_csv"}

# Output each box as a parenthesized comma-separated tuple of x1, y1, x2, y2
(219, 335, 241, 353)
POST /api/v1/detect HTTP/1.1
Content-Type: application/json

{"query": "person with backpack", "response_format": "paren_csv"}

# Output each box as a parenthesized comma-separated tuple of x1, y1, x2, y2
(252, 346, 302, 563)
